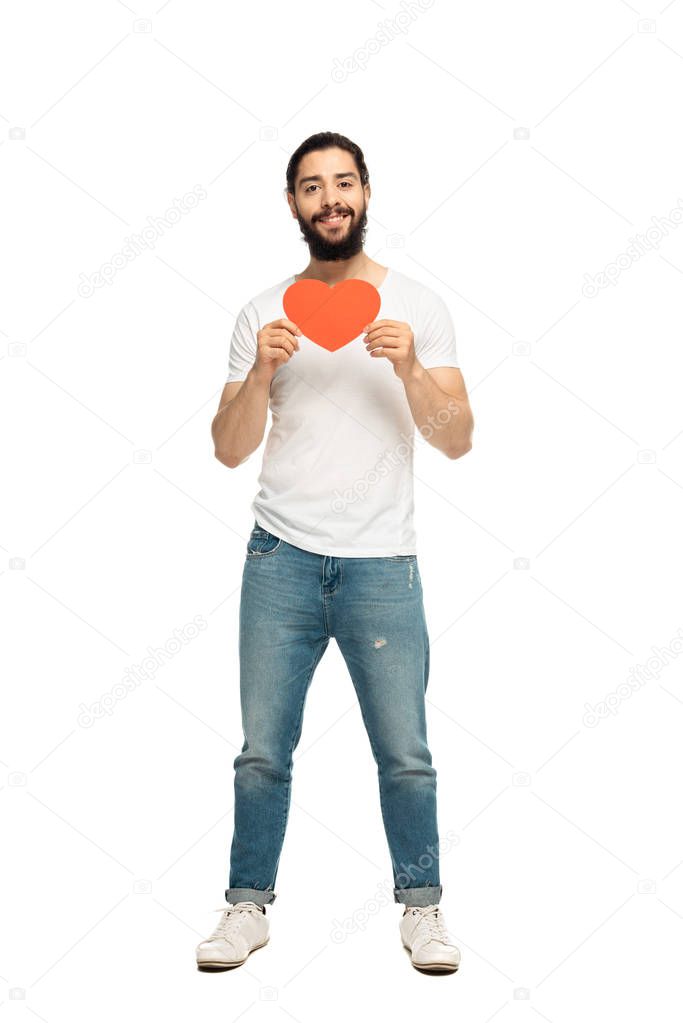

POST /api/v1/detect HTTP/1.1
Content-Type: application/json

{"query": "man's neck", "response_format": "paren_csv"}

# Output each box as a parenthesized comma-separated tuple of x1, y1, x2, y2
(295, 253, 386, 289)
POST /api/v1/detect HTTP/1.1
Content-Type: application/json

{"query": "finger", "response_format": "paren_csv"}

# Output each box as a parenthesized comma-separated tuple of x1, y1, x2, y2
(362, 319, 398, 332)
(267, 339, 294, 357)
(363, 326, 401, 341)
(366, 337, 400, 352)
(265, 327, 298, 351)
(272, 317, 303, 336)
(275, 328, 300, 350)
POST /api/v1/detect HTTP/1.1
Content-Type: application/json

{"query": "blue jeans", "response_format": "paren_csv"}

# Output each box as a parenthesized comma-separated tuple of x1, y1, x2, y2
(226, 521, 443, 908)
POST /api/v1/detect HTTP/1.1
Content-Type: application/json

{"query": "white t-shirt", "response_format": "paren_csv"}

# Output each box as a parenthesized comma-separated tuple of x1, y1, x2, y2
(225, 266, 460, 557)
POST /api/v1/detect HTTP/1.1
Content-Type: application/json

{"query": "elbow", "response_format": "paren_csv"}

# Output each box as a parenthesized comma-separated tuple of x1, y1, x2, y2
(214, 448, 243, 469)
(447, 438, 473, 460)
(447, 415, 474, 460)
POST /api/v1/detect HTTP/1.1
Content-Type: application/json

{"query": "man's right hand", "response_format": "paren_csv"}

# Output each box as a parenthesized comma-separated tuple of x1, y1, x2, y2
(253, 318, 302, 381)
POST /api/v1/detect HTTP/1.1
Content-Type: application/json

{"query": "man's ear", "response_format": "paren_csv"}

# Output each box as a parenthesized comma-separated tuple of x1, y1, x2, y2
(285, 190, 297, 218)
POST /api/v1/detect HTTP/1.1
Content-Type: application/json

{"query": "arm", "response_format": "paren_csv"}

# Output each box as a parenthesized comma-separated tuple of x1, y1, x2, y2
(402, 363, 474, 460)
(212, 367, 272, 468)
(363, 303, 474, 459)
(213, 313, 302, 468)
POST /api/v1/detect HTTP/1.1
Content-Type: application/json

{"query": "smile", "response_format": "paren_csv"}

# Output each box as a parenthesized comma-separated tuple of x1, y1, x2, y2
(317, 212, 349, 227)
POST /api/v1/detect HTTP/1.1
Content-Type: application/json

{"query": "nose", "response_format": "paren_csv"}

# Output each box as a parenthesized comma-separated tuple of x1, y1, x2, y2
(320, 186, 344, 211)
(319, 197, 346, 218)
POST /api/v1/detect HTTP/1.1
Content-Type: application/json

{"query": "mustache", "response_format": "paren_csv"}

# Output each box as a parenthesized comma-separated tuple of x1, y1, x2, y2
(314, 209, 352, 221)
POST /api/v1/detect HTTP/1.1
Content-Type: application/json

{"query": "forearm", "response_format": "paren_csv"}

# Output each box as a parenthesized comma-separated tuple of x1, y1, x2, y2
(402, 362, 474, 458)
(212, 367, 271, 467)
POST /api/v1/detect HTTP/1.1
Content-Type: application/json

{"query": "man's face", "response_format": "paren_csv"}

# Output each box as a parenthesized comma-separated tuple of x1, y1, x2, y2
(288, 147, 369, 262)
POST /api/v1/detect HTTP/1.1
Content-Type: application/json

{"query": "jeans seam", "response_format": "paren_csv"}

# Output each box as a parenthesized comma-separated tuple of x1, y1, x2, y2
(343, 666, 397, 880)
(274, 636, 329, 868)
(341, 633, 434, 893)
(321, 565, 333, 634)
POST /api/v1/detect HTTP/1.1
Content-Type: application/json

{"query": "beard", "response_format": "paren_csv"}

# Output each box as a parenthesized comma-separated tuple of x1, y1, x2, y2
(294, 201, 368, 262)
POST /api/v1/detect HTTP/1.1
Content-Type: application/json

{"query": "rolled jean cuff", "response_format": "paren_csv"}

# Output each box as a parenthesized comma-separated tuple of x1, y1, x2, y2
(225, 887, 277, 907)
(394, 884, 442, 907)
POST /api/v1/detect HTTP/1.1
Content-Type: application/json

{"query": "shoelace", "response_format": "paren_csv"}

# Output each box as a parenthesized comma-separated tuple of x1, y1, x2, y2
(209, 902, 262, 940)
(411, 905, 452, 943)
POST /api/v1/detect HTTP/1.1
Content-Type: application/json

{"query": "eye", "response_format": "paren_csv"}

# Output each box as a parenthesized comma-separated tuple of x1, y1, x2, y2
(304, 181, 353, 193)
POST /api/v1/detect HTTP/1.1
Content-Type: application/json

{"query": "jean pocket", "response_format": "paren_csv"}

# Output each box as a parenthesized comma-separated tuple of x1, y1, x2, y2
(246, 527, 283, 558)
(387, 554, 417, 562)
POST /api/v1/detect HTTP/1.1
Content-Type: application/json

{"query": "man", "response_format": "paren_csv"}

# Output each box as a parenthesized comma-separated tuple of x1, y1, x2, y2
(196, 132, 474, 974)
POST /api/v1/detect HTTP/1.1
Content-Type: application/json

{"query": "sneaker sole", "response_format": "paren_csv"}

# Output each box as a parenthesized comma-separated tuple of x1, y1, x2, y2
(402, 941, 460, 974)
(197, 937, 269, 971)
(411, 961, 460, 974)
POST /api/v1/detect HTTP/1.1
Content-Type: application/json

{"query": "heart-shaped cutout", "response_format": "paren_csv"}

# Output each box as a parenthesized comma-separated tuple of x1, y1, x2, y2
(283, 278, 381, 352)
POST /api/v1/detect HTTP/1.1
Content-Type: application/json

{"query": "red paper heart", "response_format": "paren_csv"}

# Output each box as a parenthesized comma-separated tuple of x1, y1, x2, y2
(283, 278, 381, 352)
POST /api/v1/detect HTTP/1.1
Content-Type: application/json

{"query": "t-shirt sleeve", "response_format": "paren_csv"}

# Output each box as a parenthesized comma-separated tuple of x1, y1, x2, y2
(226, 302, 259, 383)
(414, 290, 459, 369)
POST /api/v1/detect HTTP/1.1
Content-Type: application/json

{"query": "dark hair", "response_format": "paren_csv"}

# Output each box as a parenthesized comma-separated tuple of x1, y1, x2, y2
(285, 132, 370, 195)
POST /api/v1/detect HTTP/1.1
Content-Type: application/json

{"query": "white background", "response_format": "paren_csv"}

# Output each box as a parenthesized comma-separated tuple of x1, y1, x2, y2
(2, 0, 683, 1018)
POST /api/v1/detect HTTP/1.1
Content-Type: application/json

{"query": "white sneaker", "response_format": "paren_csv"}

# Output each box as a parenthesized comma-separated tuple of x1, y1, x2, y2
(196, 901, 269, 970)
(400, 904, 461, 973)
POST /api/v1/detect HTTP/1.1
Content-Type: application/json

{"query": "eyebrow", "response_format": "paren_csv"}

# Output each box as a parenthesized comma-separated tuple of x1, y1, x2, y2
(298, 171, 359, 186)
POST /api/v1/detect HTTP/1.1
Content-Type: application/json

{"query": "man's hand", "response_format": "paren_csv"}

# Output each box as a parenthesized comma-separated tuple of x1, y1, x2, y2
(254, 318, 302, 382)
(362, 319, 416, 379)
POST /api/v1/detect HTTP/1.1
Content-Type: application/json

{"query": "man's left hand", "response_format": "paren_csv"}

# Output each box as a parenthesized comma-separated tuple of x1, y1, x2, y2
(362, 320, 416, 379)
